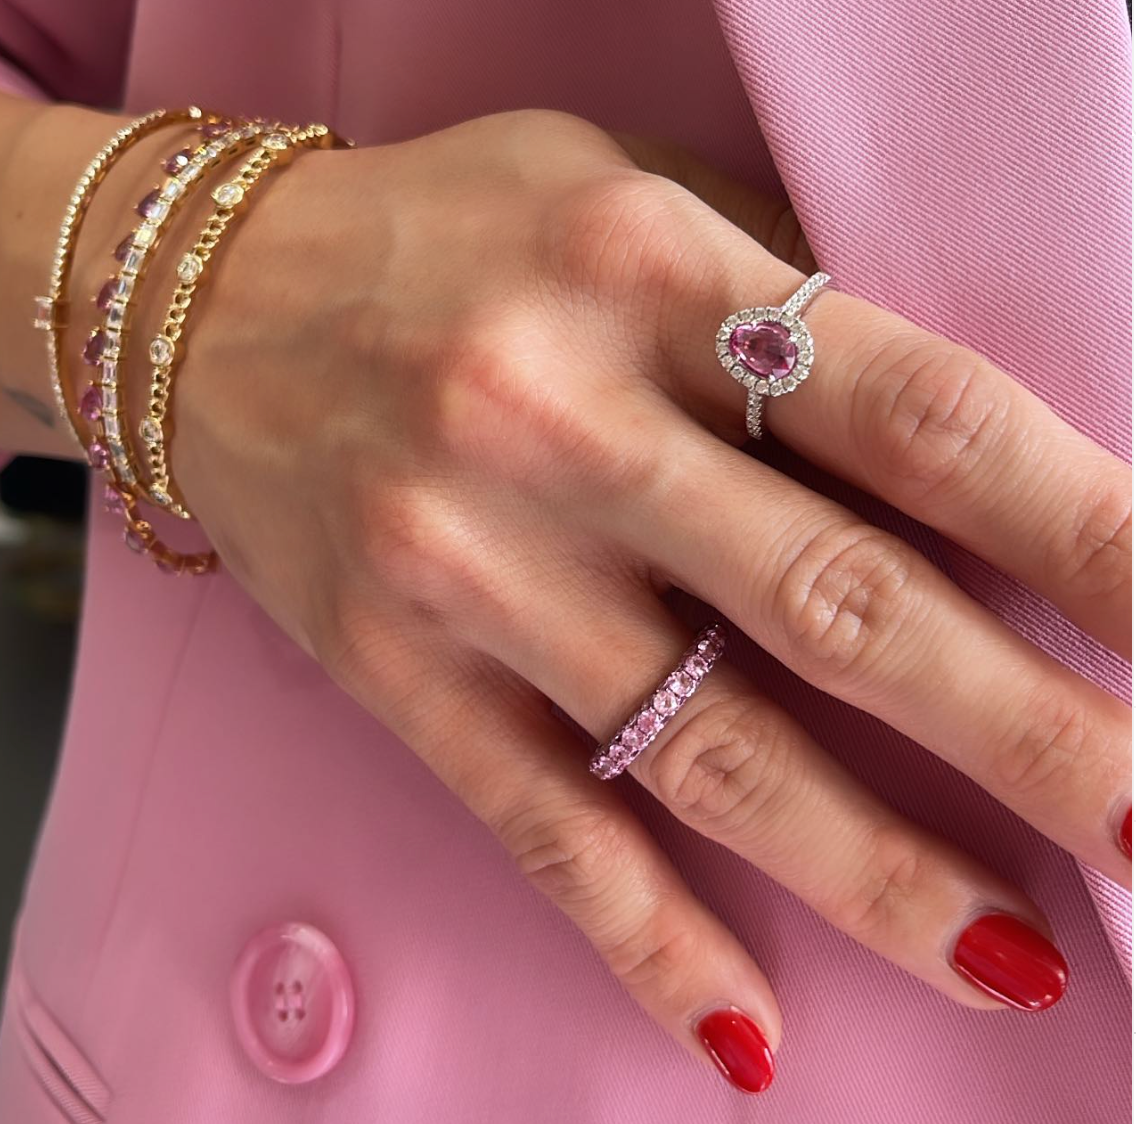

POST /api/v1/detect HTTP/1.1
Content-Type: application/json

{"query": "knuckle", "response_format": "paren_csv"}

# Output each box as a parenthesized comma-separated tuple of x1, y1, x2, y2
(864, 336, 1011, 507)
(503, 799, 627, 907)
(1054, 488, 1132, 603)
(605, 919, 699, 997)
(992, 694, 1101, 806)
(773, 523, 914, 682)
(646, 695, 801, 837)
(829, 823, 926, 942)
(425, 311, 623, 495)
(548, 171, 698, 302)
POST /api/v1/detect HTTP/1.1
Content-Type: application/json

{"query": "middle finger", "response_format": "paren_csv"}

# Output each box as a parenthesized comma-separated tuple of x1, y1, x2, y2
(608, 406, 1131, 885)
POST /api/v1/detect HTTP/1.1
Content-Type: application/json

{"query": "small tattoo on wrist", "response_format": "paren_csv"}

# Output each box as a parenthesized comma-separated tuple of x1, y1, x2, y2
(3, 387, 56, 428)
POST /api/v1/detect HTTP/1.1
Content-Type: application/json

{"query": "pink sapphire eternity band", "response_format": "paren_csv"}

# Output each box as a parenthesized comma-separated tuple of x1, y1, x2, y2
(589, 623, 727, 780)
(715, 271, 832, 440)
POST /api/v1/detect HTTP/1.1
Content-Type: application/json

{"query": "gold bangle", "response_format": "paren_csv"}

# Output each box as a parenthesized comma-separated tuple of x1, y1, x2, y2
(83, 120, 272, 498)
(32, 106, 220, 450)
(138, 123, 341, 519)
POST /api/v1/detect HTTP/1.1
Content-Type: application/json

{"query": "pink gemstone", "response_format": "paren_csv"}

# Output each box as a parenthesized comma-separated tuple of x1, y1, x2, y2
(728, 321, 798, 379)
(124, 528, 146, 554)
(82, 329, 106, 365)
(79, 384, 103, 421)
(137, 188, 161, 218)
(652, 689, 679, 715)
(684, 655, 710, 678)
(635, 709, 662, 736)
(164, 147, 192, 174)
(103, 484, 125, 515)
(96, 278, 121, 310)
(620, 727, 646, 751)
(87, 440, 109, 470)
(669, 671, 695, 697)
(201, 121, 231, 138)
(114, 232, 135, 262)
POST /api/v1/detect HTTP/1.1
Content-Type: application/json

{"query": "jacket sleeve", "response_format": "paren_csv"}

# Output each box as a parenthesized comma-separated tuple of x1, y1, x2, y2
(0, 0, 134, 467)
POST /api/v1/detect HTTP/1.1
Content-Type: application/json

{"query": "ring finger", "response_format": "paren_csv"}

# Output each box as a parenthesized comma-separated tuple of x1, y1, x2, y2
(466, 567, 1071, 1013)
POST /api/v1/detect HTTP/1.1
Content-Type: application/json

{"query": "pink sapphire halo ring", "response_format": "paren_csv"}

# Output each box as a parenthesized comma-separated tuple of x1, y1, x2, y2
(589, 622, 727, 780)
(715, 270, 832, 441)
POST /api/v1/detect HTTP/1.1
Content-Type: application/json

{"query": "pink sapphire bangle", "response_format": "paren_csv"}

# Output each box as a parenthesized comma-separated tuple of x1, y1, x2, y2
(32, 107, 223, 451)
(715, 271, 832, 441)
(589, 622, 727, 780)
(81, 119, 270, 505)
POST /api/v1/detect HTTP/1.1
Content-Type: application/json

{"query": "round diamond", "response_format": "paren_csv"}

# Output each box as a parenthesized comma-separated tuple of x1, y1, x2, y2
(212, 182, 245, 207)
(177, 253, 204, 282)
(149, 336, 174, 365)
(263, 132, 290, 149)
(139, 416, 162, 445)
(150, 485, 172, 506)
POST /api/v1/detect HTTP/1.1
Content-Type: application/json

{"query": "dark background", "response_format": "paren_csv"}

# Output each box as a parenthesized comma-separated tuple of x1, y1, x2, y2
(0, 456, 85, 977)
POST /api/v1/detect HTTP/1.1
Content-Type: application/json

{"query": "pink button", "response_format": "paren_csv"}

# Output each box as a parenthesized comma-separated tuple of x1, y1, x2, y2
(230, 922, 355, 1084)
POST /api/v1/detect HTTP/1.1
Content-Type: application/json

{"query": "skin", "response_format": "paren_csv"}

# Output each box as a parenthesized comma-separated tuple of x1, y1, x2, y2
(0, 98, 1130, 1088)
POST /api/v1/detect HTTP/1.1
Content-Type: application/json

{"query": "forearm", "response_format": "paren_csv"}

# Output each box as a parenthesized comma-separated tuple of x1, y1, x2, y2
(0, 94, 175, 460)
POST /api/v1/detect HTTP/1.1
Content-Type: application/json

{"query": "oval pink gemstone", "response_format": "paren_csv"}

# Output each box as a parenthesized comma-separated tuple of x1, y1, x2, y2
(82, 329, 106, 366)
(96, 278, 121, 310)
(79, 384, 103, 421)
(201, 121, 231, 138)
(87, 440, 109, 470)
(137, 188, 161, 218)
(103, 484, 125, 515)
(114, 232, 136, 262)
(164, 147, 192, 175)
(728, 321, 798, 379)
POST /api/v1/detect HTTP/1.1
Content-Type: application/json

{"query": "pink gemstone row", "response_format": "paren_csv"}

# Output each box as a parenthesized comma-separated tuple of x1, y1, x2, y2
(588, 622, 727, 780)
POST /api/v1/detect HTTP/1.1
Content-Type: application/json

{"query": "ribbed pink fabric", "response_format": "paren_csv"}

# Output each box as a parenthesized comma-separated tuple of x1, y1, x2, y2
(0, 1, 1130, 1122)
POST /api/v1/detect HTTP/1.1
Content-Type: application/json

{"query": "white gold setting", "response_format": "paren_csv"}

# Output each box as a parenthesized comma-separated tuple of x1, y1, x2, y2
(714, 271, 831, 440)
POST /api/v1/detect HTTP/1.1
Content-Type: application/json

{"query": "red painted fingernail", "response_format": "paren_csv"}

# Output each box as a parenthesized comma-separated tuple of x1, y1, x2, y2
(694, 1006, 774, 1094)
(952, 913, 1068, 1011)
(1119, 807, 1131, 859)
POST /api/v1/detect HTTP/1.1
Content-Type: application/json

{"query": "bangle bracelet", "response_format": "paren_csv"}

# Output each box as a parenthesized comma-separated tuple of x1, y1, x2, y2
(32, 106, 221, 450)
(109, 121, 345, 575)
(82, 119, 270, 499)
(138, 123, 341, 519)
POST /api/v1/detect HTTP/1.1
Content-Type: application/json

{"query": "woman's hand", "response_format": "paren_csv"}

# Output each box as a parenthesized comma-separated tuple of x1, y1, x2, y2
(169, 109, 1130, 1091)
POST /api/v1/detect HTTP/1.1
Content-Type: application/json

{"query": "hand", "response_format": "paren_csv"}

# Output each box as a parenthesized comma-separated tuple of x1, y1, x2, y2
(169, 109, 1131, 1092)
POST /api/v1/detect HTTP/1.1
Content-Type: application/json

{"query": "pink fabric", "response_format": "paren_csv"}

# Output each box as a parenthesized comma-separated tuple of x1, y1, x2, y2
(0, 1, 1130, 1122)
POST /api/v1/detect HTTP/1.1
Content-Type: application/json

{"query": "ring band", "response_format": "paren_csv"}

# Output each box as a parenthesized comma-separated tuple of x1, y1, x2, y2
(589, 622, 727, 780)
(715, 271, 832, 440)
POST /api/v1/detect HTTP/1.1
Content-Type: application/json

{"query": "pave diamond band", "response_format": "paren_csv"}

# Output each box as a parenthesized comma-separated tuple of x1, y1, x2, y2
(715, 271, 832, 441)
(588, 622, 727, 780)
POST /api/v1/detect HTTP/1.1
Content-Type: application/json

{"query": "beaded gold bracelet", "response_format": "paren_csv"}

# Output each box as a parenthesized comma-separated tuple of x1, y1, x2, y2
(82, 119, 270, 499)
(110, 122, 345, 574)
(32, 106, 222, 450)
(136, 123, 342, 523)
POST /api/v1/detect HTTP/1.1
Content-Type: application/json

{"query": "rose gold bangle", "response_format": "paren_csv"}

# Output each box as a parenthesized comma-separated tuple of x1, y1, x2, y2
(81, 119, 269, 499)
(32, 106, 222, 450)
(106, 121, 347, 575)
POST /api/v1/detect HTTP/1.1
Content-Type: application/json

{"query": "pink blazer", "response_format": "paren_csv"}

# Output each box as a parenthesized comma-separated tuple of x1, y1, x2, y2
(0, 1, 1130, 1121)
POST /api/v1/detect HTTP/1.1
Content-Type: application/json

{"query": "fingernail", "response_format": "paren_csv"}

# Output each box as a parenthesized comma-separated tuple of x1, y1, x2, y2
(694, 1006, 774, 1094)
(1118, 806, 1131, 859)
(951, 913, 1068, 1011)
